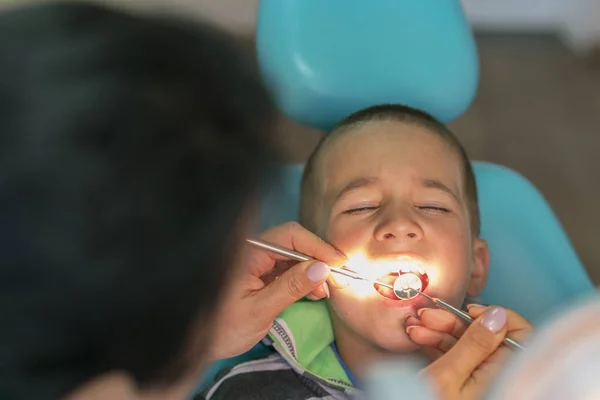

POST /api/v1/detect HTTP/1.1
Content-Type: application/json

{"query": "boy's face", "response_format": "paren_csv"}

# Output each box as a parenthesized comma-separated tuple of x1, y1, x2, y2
(315, 121, 489, 352)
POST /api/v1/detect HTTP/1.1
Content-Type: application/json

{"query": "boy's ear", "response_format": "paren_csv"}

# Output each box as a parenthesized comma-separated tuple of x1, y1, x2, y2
(467, 238, 490, 297)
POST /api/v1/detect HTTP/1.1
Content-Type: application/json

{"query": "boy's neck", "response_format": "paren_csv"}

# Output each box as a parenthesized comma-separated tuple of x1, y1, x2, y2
(334, 325, 386, 381)
(331, 316, 425, 382)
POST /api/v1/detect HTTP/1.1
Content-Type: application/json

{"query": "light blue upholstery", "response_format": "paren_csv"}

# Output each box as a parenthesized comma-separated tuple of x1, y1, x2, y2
(254, 0, 593, 319)
(197, 0, 594, 393)
(256, 0, 479, 130)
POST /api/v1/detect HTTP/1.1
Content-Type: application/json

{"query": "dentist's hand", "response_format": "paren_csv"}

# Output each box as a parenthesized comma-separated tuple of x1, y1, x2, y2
(208, 222, 346, 361)
(406, 305, 532, 400)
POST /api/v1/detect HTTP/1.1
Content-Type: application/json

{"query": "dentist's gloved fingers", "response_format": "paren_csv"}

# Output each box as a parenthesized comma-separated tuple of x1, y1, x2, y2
(209, 221, 344, 362)
(405, 315, 421, 328)
(208, 260, 331, 362)
(467, 304, 533, 343)
(255, 260, 331, 319)
(306, 282, 330, 300)
(257, 221, 347, 270)
(324, 273, 349, 290)
(418, 308, 468, 339)
(406, 326, 457, 353)
(424, 307, 508, 397)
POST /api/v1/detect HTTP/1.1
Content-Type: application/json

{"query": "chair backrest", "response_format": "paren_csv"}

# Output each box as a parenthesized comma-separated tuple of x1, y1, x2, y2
(256, 0, 479, 130)
(195, 0, 594, 393)
(254, 0, 594, 320)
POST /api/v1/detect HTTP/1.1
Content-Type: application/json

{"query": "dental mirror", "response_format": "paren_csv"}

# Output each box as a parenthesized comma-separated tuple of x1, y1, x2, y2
(393, 273, 422, 300)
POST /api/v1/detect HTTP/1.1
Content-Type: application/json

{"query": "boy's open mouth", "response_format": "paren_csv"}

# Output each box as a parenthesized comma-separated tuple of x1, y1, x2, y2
(374, 271, 430, 300)
(374, 273, 401, 300)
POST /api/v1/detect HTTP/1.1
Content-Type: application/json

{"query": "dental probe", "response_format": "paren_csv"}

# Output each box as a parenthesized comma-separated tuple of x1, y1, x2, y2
(246, 238, 394, 289)
(414, 290, 525, 351)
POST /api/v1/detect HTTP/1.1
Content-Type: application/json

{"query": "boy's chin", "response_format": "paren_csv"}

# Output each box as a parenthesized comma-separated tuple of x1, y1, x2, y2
(371, 331, 420, 353)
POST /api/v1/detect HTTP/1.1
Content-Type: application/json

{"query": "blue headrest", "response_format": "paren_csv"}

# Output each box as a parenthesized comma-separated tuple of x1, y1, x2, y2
(255, 0, 594, 319)
(256, 0, 479, 129)
(258, 163, 593, 323)
(196, 2, 594, 392)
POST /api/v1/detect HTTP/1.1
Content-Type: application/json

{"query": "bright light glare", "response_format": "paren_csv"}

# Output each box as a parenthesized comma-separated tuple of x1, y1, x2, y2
(344, 251, 429, 279)
(331, 250, 442, 300)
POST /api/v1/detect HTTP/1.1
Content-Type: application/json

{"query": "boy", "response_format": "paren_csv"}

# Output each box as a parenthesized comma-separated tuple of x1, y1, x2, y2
(200, 104, 490, 399)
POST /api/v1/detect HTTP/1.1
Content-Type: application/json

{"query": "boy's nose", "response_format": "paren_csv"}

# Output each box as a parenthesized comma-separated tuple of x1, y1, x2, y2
(374, 212, 423, 242)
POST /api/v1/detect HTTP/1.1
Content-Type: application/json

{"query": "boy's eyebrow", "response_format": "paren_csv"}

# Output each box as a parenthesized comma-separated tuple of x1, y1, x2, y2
(335, 176, 378, 201)
(421, 178, 460, 202)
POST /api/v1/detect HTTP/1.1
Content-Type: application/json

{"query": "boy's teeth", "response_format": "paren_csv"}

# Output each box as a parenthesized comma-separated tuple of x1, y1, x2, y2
(397, 263, 423, 274)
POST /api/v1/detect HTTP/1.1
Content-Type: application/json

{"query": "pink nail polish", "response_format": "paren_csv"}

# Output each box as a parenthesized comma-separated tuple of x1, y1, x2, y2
(466, 303, 484, 309)
(322, 282, 330, 298)
(480, 307, 507, 333)
(336, 249, 348, 259)
(417, 308, 431, 318)
(405, 326, 417, 334)
(307, 262, 330, 282)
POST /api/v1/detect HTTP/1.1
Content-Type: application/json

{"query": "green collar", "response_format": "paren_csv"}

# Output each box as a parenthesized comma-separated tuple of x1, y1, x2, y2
(267, 299, 353, 387)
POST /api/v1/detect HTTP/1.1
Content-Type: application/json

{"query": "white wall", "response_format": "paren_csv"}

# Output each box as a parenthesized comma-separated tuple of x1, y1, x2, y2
(460, 0, 564, 31)
(460, 0, 600, 53)
(561, 0, 600, 53)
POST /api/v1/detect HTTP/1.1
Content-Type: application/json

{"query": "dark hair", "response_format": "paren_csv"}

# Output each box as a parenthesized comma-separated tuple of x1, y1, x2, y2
(300, 104, 480, 236)
(0, 3, 275, 398)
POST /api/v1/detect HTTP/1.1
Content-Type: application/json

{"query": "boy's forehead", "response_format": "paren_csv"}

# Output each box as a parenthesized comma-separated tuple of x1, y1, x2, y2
(318, 121, 465, 200)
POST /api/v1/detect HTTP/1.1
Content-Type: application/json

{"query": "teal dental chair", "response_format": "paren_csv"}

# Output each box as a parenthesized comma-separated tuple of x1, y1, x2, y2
(196, 0, 594, 392)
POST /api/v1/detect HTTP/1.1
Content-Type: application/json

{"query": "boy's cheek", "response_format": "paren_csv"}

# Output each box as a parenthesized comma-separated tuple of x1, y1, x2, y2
(326, 225, 371, 256)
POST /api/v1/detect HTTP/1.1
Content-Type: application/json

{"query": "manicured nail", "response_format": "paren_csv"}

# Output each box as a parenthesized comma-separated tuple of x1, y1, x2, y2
(336, 249, 348, 259)
(307, 262, 331, 282)
(405, 315, 421, 327)
(417, 308, 432, 318)
(404, 313, 418, 323)
(466, 303, 485, 309)
(322, 282, 330, 298)
(480, 307, 507, 333)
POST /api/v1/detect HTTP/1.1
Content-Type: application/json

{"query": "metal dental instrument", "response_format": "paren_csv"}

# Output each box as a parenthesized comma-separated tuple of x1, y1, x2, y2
(246, 238, 394, 289)
(408, 288, 525, 351)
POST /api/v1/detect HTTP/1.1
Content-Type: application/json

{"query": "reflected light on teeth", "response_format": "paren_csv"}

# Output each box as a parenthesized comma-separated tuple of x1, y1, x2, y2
(397, 262, 426, 275)
(393, 273, 423, 300)
(340, 253, 384, 298)
(346, 252, 429, 279)
(336, 251, 440, 299)
(344, 253, 377, 278)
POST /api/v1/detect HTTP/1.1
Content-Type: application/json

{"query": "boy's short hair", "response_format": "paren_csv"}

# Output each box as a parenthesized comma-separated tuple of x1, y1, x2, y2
(300, 104, 480, 236)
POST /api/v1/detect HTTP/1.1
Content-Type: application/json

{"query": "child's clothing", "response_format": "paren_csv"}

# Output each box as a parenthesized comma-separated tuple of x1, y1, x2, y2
(198, 301, 363, 399)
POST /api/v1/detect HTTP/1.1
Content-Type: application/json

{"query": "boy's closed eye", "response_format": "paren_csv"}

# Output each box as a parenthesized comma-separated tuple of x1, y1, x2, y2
(342, 205, 452, 215)
(417, 205, 452, 214)
(343, 205, 379, 215)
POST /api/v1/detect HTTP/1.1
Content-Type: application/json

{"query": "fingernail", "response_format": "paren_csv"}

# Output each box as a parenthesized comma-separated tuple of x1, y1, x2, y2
(417, 308, 432, 318)
(480, 307, 507, 333)
(405, 315, 421, 327)
(406, 326, 418, 334)
(467, 303, 485, 309)
(322, 282, 330, 298)
(404, 313, 418, 323)
(336, 249, 348, 259)
(307, 262, 331, 282)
